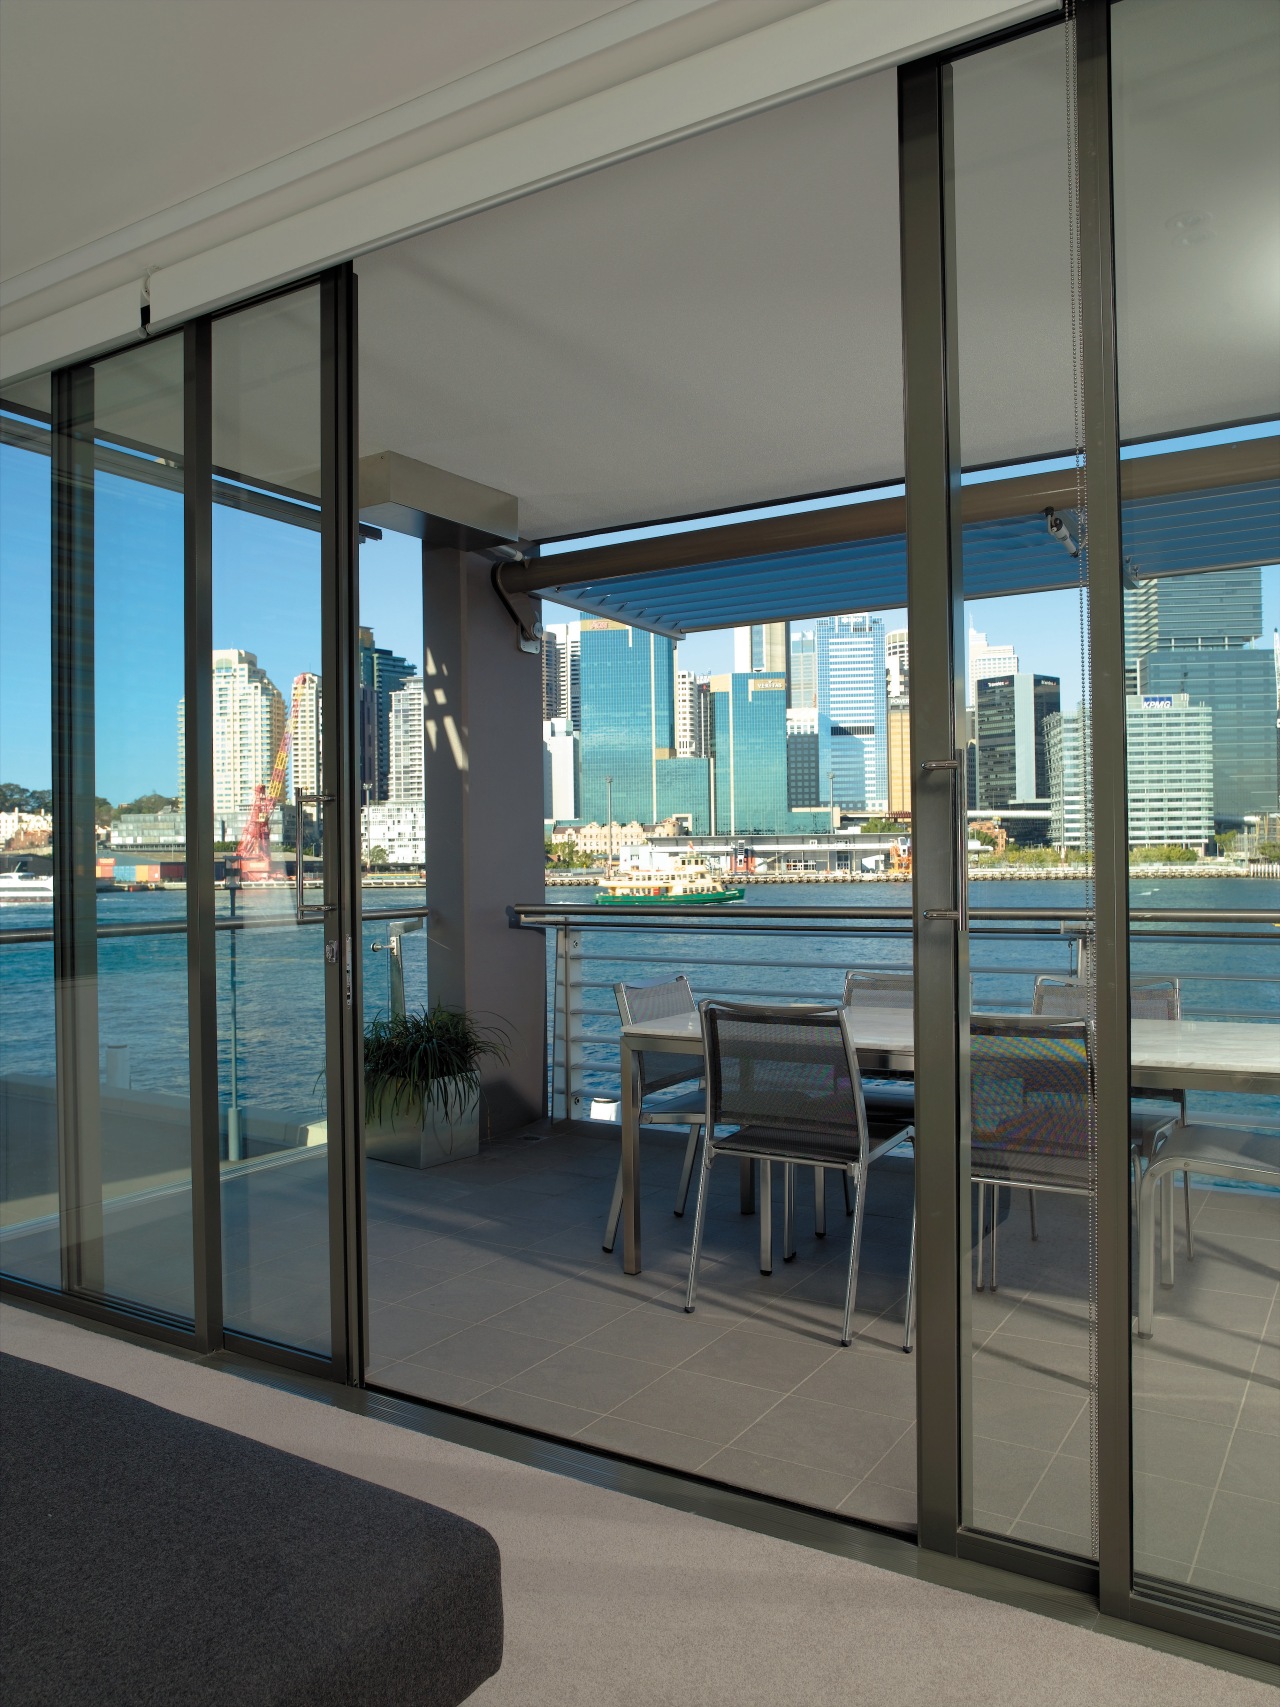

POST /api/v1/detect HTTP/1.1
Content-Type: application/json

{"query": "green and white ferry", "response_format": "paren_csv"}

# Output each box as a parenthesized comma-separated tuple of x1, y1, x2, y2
(596, 850, 744, 906)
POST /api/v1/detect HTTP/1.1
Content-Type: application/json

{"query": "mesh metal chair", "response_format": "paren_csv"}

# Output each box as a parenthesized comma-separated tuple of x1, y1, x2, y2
(684, 1000, 914, 1346)
(842, 969, 916, 1123)
(1032, 974, 1188, 1259)
(602, 976, 705, 1253)
(905, 1014, 1094, 1337)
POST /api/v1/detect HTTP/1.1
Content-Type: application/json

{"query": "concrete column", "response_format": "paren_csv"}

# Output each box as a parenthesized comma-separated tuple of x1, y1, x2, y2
(421, 537, 546, 1134)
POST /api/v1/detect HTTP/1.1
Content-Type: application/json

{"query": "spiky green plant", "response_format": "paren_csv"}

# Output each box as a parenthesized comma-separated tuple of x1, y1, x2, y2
(364, 1004, 509, 1124)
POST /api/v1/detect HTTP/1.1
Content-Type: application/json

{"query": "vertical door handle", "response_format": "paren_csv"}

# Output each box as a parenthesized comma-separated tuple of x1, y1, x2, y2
(295, 792, 335, 923)
(921, 750, 969, 931)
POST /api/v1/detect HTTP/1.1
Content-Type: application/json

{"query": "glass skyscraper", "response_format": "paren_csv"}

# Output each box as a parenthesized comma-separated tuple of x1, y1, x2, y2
(1126, 568, 1278, 825)
(974, 672, 1060, 810)
(816, 614, 888, 810)
(709, 672, 790, 834)
(579, 619, 675, 825)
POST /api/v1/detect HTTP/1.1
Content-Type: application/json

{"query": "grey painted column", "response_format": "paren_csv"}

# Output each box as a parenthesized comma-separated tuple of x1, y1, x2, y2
(421, 533, 546, 1135)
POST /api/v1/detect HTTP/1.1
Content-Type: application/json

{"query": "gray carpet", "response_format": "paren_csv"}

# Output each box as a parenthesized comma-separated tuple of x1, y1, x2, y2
(0, 1351, 502, 1707)
(1, 1305, 1274, 1707)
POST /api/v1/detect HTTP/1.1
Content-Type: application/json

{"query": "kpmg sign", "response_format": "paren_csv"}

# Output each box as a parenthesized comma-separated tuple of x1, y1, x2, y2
(1141, 695, 1175, 709)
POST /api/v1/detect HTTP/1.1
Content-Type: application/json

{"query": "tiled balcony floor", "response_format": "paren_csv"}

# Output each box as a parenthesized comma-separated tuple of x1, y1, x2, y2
(365, 1121, 1279, 1612)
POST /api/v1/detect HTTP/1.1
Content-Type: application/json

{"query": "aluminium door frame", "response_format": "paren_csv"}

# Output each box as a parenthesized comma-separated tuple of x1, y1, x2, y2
(899, 0, 1276, 1662)
(2, 266, 363, 1386)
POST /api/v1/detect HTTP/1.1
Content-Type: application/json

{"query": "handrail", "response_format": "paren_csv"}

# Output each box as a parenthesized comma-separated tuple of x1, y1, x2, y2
(511, 901, 1280, 926)
(0, 901, 432, 947)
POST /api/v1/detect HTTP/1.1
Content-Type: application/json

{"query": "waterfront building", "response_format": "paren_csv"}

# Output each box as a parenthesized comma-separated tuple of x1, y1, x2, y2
(887, 696, 912, 817)
(542, 717, 579, 822)
(1125, 570, 1278, 826)
(886, 629, 909, 699)
(974, 672, 1060, 811)
(786, 706, 827, 809)
(967, 625, 1018, 706)
(361, 799, 426, 867)
(290, 672, 322, 803)
(816, 614, 888, 811)
(110, 811, 185, 851)
(789, 628, 818, 710)
(1049, 696, 1215, 850)
(388, 680, 425, 803)
(710, 672, 788, 833)
(579, 619, 675, 826)
(655, 753, 711, 833)
(181, 649, 285, 822)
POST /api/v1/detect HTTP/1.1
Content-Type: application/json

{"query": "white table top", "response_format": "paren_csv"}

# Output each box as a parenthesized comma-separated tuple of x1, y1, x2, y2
(620, 1008, 1280, 1096)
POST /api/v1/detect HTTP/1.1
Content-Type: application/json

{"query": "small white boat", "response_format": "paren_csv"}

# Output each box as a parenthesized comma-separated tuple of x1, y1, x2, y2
(0, 864, 54, 902)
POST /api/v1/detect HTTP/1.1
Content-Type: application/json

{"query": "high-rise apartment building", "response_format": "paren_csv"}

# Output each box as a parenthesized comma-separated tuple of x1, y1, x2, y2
(1049, 697, 1215, 850)
(388, 680, 425, 803)
(357, 628, 417, 803)
(192, 649, 286, 821)
(543, 621, 581, 727)
(816, 614, 888, 810)
(290, 672, 322, 802)
(967, 625, 1018, 705)
(579, 620, 675, 826)
(789, 628, 818, 710)
(1125, 569, 1278, 825)
(674, 669, 706, 757)
(886, 629, 909, 700)
(974, 673, 1060, 810)
(709, 672, 790, 833)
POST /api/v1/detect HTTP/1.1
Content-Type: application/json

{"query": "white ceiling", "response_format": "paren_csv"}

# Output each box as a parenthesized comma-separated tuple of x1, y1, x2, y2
(356, 2, 1279, 541)
(0, 0, 635, 282)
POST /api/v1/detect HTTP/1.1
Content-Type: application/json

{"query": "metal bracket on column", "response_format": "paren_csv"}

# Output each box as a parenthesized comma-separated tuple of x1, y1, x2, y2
(488, 546, 543, 655)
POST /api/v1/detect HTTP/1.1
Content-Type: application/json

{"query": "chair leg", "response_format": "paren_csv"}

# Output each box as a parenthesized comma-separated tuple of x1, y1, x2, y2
(841, 1164, 867, 1346)
(814, 1168, 826, 1239)
(1161, 1170, 1176, 1288)
(602, 1160, 623, 1253)
(1028, 1190, 1039, 1242)
(903, 1204, 917, 1354)
(740, 1157, 755, 1214)
(674, 1123, 701, 1217)
(684, 1149, 715, 1314)
(783, 1163, 796, 1261)
(975, 1181, 987, 1292)
(1182, 1170, 1194, 1261)
(843, 1170, 853, 1215)
(1137, 1160, 1162, 1337)
(760, 1159, 773, 1275)
(990, 1187, 1000, 1293)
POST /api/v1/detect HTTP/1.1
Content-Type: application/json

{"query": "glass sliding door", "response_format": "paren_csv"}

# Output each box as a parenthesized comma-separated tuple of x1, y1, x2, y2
(1112, 0, 1280, 1620)
(950, 19, 1100, 1562)
(209, 277, 361, 1365)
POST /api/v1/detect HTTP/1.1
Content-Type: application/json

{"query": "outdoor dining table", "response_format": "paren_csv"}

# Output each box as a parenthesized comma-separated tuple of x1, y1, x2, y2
(615, 1006, 1280, 1275)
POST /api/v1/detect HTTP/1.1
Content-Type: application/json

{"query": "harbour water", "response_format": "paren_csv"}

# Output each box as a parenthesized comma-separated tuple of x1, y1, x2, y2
(0, 877, 1276, 1123)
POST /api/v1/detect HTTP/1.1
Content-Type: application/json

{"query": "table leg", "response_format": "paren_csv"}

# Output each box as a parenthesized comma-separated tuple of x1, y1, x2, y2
(740, 1157, 755, 1214)
(621, 1036, 642, 1275)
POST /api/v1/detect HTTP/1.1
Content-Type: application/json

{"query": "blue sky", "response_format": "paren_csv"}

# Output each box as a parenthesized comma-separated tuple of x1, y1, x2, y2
(1, 424, 1276, 801)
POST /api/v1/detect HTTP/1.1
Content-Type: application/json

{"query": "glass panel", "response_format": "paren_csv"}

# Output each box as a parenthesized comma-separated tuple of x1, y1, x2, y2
(1114, 0, 1280, 1617)
(212, 286, 332, 1356)
(953, 21, 1099, 1561)
(0, 382, 56, 1286)
(91, 336, 193, 1318)
(358, 528, 427, 1030)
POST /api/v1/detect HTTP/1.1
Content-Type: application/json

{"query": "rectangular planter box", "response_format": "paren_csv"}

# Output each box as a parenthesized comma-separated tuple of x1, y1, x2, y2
(364, 1083, 480, 1169)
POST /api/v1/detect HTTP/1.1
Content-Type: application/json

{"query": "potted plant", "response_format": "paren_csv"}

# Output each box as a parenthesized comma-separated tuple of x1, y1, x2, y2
(363, 1004, 508, 1169)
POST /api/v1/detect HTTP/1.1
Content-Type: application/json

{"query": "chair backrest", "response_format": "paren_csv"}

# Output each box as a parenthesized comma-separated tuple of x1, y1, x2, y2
(615, 976, 698, 1095)
(969, 1013, 1092, 1189)
(700, 1000, 866, 1162)
(1032, 974, 1179, 1021)
(843, 969, 913, 1008)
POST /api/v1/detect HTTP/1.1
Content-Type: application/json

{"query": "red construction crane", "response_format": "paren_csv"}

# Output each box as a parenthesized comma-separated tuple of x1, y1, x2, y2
(235, 675, 306, 882)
